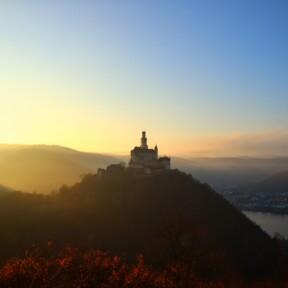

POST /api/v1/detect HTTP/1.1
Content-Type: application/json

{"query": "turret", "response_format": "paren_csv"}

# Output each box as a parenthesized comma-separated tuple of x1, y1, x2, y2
(155, 145, 158, 158)
(141, 131, 148, 149)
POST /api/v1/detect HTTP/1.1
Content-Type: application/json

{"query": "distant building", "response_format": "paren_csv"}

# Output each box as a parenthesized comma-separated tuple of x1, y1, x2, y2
(129, 131, 170, 174)
(97, 168, 106, 178)
(106, 164, 125, 175)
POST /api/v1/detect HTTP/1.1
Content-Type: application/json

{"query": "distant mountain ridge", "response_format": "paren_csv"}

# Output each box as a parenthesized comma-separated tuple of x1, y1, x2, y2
(219, 170, 288, 214)
(172, 156, 288, 187)
(1, 143, 288, 193)
(258, 171, 288, 192)
(0, 144, 122, 194)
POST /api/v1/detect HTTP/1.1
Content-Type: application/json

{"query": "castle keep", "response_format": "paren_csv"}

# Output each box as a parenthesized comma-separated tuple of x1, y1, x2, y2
(129, 131, 170, 174)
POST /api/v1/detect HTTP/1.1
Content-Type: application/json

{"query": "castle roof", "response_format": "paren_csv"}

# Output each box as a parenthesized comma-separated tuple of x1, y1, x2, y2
(131, 146, 156, 153)
(159, 156, 170, 160)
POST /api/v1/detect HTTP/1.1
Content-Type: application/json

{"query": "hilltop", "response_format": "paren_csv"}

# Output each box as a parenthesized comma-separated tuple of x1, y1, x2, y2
(103, 154, 288, 187)
(0, 170, 281, 281)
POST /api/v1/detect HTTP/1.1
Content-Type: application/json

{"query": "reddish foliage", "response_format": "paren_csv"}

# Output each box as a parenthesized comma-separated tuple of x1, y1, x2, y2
(0, 243, 286, 288)
(0, 243, 227, 288)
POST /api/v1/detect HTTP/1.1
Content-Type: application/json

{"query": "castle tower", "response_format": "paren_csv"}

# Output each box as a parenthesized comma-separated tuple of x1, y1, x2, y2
(129, 131, 170, 172)
(141, 131, 148, 149)
(155, 145, 158, 158)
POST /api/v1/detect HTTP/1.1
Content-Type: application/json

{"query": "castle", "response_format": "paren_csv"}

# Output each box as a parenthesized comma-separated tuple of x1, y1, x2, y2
(128, 131, 170, 174)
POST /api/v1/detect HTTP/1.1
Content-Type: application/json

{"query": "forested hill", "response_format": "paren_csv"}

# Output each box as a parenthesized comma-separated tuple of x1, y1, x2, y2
(253, 170, 288, 193)
(0, 170, 280, 280)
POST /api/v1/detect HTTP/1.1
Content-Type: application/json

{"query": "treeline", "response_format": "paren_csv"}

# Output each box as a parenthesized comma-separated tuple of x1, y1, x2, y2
(1, 243, 284, 288)
(0, 171, 286, 284)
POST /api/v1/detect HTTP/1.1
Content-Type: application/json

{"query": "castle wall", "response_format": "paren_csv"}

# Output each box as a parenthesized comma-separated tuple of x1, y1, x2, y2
(130, 150, 157, 164)
(159, 158, 170, 170)
(128, 132, 170, 173)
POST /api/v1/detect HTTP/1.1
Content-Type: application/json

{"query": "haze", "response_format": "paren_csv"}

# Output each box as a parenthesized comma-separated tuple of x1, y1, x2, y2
(1, 1, 288, 157)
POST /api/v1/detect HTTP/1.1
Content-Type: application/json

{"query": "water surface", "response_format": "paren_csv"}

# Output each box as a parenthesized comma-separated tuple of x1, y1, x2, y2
(243, 211, 288, 239)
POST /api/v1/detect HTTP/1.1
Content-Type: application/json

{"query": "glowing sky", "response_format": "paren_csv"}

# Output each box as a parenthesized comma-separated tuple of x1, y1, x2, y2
(1, 1, 288, 156)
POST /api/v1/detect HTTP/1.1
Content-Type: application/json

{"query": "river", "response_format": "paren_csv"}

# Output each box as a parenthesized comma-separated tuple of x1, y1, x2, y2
(243, 211, 288, 239)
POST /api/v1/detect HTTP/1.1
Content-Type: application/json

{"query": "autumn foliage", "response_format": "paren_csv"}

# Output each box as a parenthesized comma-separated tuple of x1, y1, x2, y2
(0, 243, 228, 288)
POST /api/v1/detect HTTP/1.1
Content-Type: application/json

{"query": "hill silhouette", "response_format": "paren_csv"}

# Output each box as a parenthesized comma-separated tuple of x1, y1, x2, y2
(0, 170, 280, 281)
(0, 145, 121, 193)
(254, 171, 288, 193)
(1, 143, 288, 193)
(172, 156, 288, 187)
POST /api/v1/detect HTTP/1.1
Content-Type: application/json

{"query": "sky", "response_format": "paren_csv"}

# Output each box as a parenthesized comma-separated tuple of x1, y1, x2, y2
(0, 1, 288, 157)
